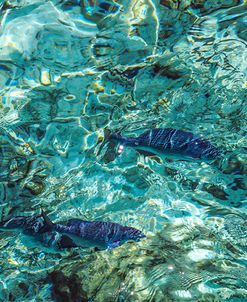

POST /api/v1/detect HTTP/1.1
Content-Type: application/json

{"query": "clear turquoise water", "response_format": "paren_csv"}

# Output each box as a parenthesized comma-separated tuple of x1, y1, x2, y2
(0, 0, 246, 301)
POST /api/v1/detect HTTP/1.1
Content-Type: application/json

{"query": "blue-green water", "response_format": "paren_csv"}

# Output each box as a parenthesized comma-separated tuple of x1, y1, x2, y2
(0, 0, 246, 301)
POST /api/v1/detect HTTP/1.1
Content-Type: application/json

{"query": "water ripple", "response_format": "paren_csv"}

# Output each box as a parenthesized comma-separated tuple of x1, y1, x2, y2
(0, 0, 246, 301)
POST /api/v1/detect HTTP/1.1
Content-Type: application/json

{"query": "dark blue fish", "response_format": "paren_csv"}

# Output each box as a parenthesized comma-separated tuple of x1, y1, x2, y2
(110, 128, 222, 160)
(0, 212, 145, 250)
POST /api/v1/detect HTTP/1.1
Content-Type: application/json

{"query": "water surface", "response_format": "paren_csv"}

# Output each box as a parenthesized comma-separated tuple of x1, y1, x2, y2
(0, 0, 246, 301)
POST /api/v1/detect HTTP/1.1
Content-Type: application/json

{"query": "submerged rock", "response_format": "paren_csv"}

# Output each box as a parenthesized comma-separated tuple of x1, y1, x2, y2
(48, 270, 88, 302)
(43, 220, 247, 302)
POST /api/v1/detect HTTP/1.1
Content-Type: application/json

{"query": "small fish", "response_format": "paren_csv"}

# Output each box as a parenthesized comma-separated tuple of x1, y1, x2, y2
(109, 128, 222, 160)
(0, 212, 145, 250)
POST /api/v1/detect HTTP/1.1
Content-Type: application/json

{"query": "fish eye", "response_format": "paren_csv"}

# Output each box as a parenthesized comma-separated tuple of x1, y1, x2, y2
(117, 144, 124, 154)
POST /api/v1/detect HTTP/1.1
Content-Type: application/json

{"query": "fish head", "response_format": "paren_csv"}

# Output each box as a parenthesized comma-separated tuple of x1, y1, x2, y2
(124, 227, 146, 241)
(186, 138, 222, 160)
(107, 227, 145, 249)
(202, 145, 223, 160)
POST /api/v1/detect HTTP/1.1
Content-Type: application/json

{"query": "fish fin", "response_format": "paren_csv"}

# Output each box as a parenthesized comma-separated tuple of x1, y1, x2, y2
(41, 210, 54, 230)
(103, 128, 123, 142)
(103, 127, 112, 141)
(138, 130, 150, 138)
(40, 231, 77, 249)
(107, 241, 121, 249)
(66, 218, 85, 226)
(96, 127, 115, 156)
(58, 235, 78, 249)
(136, 149, 156, 157)
(101, 141, 121, 163)
(57, 233, 100, 250)
(96, 128, 121, 163)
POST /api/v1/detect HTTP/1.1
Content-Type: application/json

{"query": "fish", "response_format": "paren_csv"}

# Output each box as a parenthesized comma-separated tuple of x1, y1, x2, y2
(109, 128, 222, 160)
(0, 211, 145, 250)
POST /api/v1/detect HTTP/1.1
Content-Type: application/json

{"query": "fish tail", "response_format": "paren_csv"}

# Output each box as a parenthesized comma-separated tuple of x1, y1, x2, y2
(204, 145, 223, 160)
(103, 128, 112, 141)
(104, 128, 130, 145)
(0, 216, 27, 230)
(100, 128, 132, 159)
(102, 127, 123, 142)
(109, 132, 127, 143)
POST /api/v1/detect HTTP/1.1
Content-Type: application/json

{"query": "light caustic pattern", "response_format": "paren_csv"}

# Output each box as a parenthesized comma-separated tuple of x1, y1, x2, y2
(0, 0, 246, 301)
